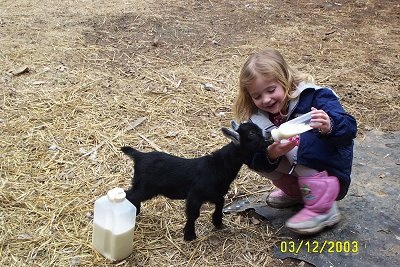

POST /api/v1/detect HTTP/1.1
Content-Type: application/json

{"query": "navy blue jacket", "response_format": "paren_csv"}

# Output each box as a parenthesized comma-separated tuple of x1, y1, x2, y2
(247, 83, 357, 200)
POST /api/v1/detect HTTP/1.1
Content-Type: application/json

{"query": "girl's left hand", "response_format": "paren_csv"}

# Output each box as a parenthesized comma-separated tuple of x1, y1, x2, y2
(267, 140, 297, 161)
(310, 107, 332, 134)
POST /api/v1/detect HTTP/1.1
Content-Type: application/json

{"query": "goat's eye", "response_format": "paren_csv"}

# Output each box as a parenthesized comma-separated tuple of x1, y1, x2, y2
(249, 130, 257, 137)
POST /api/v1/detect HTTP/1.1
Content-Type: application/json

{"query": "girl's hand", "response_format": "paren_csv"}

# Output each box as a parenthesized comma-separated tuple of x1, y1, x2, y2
(310, 107, 332, 134)
(267, 140, 297, 161)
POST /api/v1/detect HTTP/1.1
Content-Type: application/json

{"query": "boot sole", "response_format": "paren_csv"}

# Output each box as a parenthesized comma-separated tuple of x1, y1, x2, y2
(266, 200, 302, 209)
(286, 213, 342, 235)
(266, 194, 303, 209)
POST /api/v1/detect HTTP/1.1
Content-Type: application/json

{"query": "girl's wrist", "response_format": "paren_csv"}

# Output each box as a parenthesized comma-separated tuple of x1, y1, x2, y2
(319, 116, 333, 134)
(266, 147, 278, 162)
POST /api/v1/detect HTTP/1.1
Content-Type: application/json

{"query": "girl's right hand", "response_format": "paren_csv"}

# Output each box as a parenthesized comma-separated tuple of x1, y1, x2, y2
(267, 140, 297, 160)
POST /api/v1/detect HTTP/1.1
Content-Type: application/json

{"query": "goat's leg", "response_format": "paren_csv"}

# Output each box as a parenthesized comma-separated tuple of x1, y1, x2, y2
(183, 194, 202, 241)
(212, 196, 225, 229)
(125, 187, 155, 215)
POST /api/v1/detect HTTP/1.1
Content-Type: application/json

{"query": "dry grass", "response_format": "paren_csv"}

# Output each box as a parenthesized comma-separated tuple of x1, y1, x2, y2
(1, 0, 399, 266)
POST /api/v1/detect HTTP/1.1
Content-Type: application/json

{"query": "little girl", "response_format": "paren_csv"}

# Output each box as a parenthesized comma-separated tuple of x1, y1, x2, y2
(234, 48, 357, 234)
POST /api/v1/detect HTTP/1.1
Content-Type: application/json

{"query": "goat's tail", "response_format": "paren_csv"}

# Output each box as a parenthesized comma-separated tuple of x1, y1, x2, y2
(121, 146, 141, 159)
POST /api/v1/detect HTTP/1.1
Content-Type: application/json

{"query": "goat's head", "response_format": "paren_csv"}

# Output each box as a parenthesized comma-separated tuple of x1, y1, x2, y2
(222, 121, 272, 152)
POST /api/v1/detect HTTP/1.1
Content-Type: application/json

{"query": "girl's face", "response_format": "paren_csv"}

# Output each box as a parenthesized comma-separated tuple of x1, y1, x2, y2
(247, 75, 286, 115)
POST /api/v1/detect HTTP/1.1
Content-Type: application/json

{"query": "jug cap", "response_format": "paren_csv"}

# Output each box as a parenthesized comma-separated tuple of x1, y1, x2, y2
(107, 188, 126, 203)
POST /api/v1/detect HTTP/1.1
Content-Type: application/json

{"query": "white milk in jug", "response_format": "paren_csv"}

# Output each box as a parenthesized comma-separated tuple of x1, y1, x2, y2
(92, 188, 136, 261)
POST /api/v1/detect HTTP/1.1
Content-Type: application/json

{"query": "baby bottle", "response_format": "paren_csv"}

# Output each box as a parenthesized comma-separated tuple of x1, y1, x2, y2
(271, 111, 318, 142)
(92, 188, 137, 261)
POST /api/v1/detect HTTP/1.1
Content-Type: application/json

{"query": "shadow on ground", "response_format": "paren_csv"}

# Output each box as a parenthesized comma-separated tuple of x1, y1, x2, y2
(224, 130, 400, 267)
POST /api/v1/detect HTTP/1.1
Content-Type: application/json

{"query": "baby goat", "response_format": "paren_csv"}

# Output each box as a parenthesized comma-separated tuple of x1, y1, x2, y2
(121, 121, 270, 241)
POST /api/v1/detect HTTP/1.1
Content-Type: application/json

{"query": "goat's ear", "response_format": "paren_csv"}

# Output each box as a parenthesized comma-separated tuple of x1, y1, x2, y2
(230, 120, 240, 131)
(222, 127, 240, 145)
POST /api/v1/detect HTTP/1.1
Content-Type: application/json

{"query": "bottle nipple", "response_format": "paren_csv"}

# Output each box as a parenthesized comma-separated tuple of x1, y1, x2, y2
(107, 188, 126, 203)
(271, 128, 281, 142)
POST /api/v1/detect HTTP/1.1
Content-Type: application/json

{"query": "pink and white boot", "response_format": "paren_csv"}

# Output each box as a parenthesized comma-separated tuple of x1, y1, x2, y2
(285, 171, 341, 234)
(266, 174, 303, 208)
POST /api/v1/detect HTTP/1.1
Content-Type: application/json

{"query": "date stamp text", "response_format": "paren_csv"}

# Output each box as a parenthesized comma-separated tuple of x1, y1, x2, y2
(279, 240, 359, 254)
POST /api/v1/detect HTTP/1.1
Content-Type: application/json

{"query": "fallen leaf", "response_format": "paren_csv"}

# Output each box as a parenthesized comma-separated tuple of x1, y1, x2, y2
(17, 233, 33, 240)
(32, 80, 46, 85)
(165, 131, 178, 138)
(251, 217, 261, 225)
(8, 66, 29, 76)
(49, 144, 58, 151)
(202, 83, 216, 91)
(235, 215, 243, 224)
(152, 35, 161, 47)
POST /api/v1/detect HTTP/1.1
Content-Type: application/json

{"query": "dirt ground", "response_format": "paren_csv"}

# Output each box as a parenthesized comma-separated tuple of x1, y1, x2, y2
(1, 0, 399, 266)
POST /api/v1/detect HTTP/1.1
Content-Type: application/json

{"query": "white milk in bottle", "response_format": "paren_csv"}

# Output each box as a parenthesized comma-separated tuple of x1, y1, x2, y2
(92, 188, 136, 261)
(271, 111, 320, 142)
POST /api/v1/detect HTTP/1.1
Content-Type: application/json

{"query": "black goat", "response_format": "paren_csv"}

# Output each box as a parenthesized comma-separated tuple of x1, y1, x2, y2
(121, 121, 270, 241)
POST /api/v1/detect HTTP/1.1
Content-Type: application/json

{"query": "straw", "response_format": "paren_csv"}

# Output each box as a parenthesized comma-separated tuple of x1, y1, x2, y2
(1, 1, 399, 266)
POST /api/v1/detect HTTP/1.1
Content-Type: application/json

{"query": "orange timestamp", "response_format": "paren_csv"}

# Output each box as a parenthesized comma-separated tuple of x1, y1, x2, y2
(279, 240, 359, 254)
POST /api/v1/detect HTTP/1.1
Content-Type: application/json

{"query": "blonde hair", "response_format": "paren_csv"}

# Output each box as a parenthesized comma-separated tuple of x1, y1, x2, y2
(233, 48, 314, 122)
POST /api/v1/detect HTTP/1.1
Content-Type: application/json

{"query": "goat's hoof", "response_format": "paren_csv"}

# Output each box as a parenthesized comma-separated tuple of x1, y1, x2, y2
(214, 223, 226, 230)
(184, 233, 196, 241)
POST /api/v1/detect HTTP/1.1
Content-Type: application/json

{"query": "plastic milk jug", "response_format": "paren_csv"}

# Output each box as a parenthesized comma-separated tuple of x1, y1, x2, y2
(271, 111, 318, 142)
(92, 188, 137, 261)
